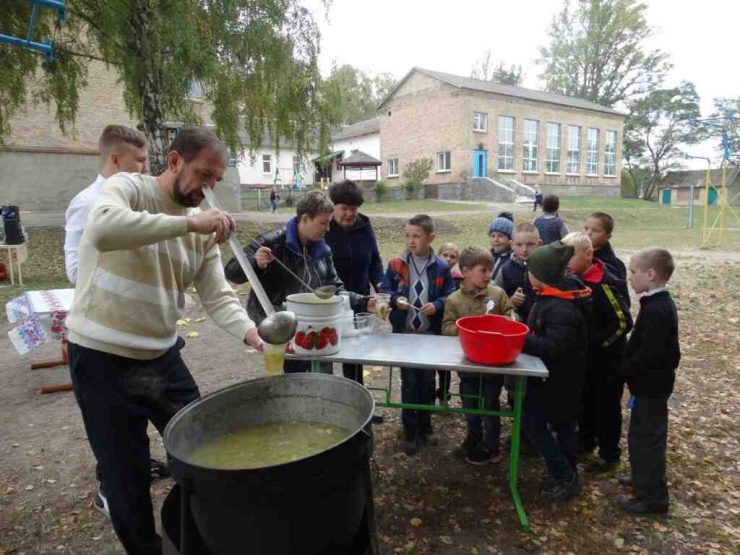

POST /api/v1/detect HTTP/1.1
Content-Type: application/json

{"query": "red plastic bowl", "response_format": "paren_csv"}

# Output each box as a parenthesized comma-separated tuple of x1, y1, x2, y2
(456, 315, 529, 365)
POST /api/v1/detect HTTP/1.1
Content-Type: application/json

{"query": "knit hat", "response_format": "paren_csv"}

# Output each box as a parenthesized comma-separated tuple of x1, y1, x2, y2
(527, 240, 575, 287)
(489, 215, 514, 238)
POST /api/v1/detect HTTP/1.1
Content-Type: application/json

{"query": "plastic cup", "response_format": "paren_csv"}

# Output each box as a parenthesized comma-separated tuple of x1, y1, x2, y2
(263, 342, 287, 375)
(354, 313, 370, 333)
(374, 293, 391, 320)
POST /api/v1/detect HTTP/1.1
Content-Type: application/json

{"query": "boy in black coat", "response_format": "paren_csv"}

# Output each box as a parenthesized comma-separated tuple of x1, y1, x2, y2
(522, 241, 592, 501)
(618, 249, 680, 514)
(584, 212, 629, 306)
(495, 222, 541, 323)
(563, 232, 633, 471)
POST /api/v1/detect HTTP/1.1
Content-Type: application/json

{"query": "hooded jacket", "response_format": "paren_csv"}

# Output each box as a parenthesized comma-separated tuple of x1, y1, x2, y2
(225, 217, 367, 324)
(523, 275, 592, 422)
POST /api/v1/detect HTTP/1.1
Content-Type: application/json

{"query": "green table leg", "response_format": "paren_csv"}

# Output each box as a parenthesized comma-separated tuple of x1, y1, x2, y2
(508, 375, 530, 531)
(310, 360, 320, 373)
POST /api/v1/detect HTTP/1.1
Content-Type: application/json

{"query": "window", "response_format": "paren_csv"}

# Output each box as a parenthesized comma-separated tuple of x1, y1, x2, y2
(473, 111, 487, 132)
(545, 122, 561, 173)
(437, 151, 451, 172)
(522, 119, 539, 172)
(497, 116, 515, 171)
(262, 154, 272, 174)
(388, 158, 399, 177)
(604, 130, 617, 176)
(292, 155, 302, 175)
(586, 128, 600, 175)
(567, 125, 581, 174)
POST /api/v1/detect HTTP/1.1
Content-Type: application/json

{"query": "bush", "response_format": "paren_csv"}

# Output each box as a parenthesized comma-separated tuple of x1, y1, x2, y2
(374, 181, 387, 202)
(402, 158, 433, 187)
(404, 179, 417, 200)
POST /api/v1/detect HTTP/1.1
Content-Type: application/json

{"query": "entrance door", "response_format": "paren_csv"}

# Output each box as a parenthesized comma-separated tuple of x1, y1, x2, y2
(661, 189, 671, 205)
(473, 149, 488, 177)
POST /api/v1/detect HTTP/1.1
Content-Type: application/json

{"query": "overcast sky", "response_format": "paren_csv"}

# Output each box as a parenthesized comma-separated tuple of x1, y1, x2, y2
(306, 0, 739, 165)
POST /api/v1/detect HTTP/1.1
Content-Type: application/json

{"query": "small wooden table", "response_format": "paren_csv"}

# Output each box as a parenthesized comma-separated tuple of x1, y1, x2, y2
(0, 243, 28, 286)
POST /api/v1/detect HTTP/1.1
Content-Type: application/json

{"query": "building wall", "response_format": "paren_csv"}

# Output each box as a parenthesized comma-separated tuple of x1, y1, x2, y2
(380, 72, 466, 186)
(380, 72, 624, 196)
(238, 148, 316, 187)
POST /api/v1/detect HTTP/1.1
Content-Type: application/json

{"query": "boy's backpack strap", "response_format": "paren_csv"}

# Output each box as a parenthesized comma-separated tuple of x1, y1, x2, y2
(600, 283, 629, 347)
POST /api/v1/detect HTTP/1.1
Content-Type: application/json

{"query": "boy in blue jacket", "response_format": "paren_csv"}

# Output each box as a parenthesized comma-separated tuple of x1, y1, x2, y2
(381, 214, 454, 455)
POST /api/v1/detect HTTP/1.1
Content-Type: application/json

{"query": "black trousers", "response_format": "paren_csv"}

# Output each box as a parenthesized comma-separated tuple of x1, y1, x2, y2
(524, 394, 578, 480)
(400, 367, 435, 438)
(436, 369, 451, 402)
(578, 355, 624, 462)
(629, 396, 669, 503)
(69, 337, 200, 555)
(459, 374, 503, 453)
(343, 363, 364, 385)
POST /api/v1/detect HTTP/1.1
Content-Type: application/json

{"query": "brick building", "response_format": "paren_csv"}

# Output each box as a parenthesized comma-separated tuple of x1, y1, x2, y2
(379, 68, 626, 198)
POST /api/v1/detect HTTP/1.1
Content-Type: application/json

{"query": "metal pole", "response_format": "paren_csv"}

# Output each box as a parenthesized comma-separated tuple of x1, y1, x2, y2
(719, 165, 727, 243)
(687, 183, 694, 228)
(701, 165, 711, 246)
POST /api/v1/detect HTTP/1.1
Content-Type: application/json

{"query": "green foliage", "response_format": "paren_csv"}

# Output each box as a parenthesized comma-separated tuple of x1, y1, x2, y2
(708, 97, 740, 161)
(538, 0, 671, 107)
(402, 158, 433, 186)
(470, 51, 523, 86)
(324, 64, 396, 124)
(624, 81, 703, 200)
(374, 180, 387, 202)
(403, 180, 417, 200)
(1, 1, 338, 173)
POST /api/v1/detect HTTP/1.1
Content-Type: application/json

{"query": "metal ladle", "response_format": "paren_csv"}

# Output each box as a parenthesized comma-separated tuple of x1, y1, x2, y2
(201, 186, 297, 345)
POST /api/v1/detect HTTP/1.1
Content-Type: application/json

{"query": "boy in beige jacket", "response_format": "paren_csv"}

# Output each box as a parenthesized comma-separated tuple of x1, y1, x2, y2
(442, 247, 516, 464)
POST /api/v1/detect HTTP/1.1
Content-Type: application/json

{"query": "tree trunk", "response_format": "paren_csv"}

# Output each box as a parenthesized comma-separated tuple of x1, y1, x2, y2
(129, 1, 168, 175)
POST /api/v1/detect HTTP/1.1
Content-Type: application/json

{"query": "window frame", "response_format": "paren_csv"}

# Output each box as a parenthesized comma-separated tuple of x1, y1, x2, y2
(545, 122, 561, 174)
(497, 116, 515, 172)
(262, 154, 272, 174)
(604, 130, 617, 177)
(473, 111, 488, 133)
(567, 125, 581, 175)
(436, 151, 451, 173)
(522, 119, 539, 173)
(387, 158, 399, 177)
(586, 127, 600, 175)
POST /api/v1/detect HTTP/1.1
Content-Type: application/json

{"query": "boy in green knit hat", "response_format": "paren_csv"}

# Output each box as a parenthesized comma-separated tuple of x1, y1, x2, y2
(522, 241, 592, 501)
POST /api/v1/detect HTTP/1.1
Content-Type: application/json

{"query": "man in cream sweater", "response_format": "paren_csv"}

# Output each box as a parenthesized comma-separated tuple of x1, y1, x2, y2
(66, 126, 262, 554)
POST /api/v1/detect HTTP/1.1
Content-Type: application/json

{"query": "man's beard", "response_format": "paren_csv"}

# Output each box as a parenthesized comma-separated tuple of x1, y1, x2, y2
(172, 173, 201, 208)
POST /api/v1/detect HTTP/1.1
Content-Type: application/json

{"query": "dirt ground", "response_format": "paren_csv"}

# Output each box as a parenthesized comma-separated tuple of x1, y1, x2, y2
(1, 249, 739, 554)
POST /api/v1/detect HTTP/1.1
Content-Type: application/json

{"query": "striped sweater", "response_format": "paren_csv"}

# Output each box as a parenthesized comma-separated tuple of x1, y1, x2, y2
(66, 173, 255, 359)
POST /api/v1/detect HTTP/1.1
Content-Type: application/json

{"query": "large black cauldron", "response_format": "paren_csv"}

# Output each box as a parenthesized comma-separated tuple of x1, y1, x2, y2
(163, 374, 375, 555)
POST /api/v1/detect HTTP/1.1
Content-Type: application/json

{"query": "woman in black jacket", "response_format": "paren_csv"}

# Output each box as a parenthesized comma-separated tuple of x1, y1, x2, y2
(324, 181, 383, 385)
(225, 190, 371, 372)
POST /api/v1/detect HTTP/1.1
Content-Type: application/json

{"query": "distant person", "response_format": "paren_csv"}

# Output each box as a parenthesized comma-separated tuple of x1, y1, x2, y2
(533, 185, 544, 211)
(533, 195, 568, 244)
(618, 249, 680, 515)
(64, 125, 148, 284)
(269, 187, 280, 213)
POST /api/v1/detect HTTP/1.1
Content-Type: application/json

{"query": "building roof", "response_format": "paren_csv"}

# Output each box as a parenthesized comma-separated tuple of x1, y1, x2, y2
(339, 150, 382, 167)
(311, 150, 344, 163)
(378, 67, 625, 117)
(331, 118, 380, 141)
(660, 168, 740, 188)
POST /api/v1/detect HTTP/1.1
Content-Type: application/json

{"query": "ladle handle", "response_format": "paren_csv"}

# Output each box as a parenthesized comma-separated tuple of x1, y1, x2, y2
(201, 186, 275, 316)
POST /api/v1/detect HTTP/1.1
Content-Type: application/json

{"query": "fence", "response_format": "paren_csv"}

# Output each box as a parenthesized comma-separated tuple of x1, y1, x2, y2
(240, 187, 314, 211)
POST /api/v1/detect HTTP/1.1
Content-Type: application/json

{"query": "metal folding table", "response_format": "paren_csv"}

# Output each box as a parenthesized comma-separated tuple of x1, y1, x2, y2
(291, 333, 548, 530)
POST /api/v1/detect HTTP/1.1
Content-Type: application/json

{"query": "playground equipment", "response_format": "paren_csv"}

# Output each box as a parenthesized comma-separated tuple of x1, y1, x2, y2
(0, 0, 66, 62)
(685, 117, 740, 247)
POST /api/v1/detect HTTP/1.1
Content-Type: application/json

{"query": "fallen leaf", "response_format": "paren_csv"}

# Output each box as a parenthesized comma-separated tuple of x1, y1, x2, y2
(185, 331, 200, 338)
(410, 517, 422, 527)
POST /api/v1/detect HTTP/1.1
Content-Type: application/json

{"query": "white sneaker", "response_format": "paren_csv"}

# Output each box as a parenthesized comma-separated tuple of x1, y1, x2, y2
(93, 482, 110, 518)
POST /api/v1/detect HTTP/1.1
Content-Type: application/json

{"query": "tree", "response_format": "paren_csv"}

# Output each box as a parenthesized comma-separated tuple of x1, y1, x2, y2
(1, 1, 335, 173)
(623, 81, 703, 200)
(402, 158, 433, 200)
(325, 64, 396, 125)
(470, 51, 523, 86)
(538, 0, 671, 107)
(708, 97, 740, 162)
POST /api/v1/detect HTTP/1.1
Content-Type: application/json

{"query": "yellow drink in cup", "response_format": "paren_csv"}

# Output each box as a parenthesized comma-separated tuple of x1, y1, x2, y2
(375, 293, 391, 320)
(263, 343, 287, 375)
